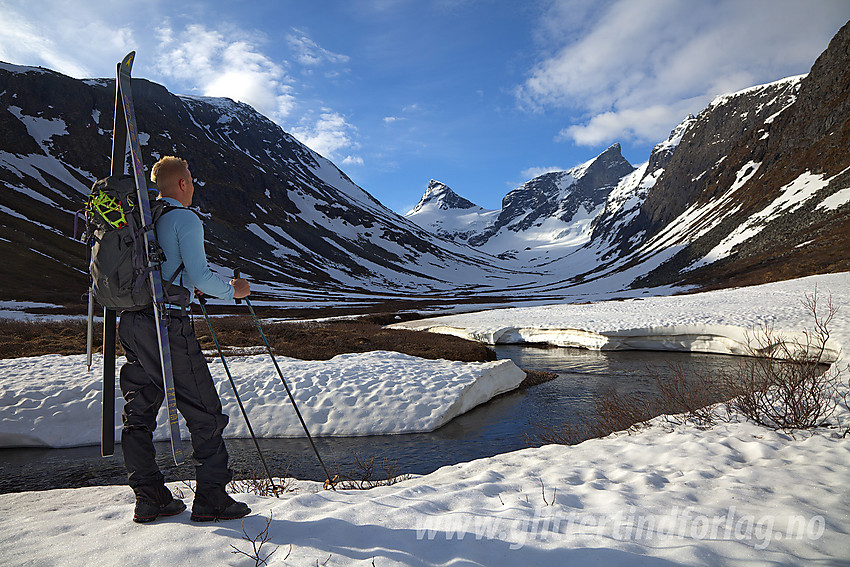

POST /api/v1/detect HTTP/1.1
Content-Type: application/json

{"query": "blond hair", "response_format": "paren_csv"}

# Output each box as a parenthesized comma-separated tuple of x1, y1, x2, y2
(150, 156, 189, 193)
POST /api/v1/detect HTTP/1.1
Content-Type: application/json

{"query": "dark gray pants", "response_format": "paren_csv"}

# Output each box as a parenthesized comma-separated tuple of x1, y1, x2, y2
(118, 307, 232, 494)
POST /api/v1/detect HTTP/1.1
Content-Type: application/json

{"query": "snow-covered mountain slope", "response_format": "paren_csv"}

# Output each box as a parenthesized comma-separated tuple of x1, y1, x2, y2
(405, 180, 498, 244)
(406, 144, 635, 262)
(406, 22, 850, 293)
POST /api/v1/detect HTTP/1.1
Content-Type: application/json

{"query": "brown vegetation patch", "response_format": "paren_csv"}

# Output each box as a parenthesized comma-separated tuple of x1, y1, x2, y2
(0, 319, 94, 358)
(0, 316, 496, 364)
(197, 317, 497, 363)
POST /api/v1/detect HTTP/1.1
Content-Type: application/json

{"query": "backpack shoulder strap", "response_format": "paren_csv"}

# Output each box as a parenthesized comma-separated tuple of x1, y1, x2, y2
(158, 202, 203, 221)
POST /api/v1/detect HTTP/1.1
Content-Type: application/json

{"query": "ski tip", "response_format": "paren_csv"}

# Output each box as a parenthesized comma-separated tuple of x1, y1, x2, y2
(120, 51, 136, 72)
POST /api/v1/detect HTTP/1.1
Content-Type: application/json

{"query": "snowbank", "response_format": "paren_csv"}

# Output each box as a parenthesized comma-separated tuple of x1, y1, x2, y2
(0, 409, 846, 566)
(392, 272, 850, 362)
(0, 351, 525, 448)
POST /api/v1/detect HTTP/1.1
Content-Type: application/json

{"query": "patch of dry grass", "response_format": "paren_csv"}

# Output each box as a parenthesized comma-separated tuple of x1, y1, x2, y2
(0, 319, 98, 358)
(0, 316, 497, 363)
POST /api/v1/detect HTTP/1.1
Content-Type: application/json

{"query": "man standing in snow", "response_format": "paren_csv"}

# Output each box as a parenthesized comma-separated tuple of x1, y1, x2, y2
(118, 156, 251, 523)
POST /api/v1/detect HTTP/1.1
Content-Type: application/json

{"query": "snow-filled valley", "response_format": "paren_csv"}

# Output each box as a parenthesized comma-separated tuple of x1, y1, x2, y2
(1, 20, 849, 565)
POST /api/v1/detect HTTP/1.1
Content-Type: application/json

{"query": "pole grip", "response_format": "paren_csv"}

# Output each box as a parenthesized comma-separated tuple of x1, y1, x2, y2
(234, 269, 242, 304)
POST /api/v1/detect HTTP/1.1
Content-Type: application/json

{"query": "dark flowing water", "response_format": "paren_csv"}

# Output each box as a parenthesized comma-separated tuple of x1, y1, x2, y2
(0, 346, 740, 493)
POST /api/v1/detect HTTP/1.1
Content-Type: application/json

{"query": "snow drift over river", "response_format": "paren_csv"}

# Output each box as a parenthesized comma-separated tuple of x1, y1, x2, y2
(0, 352, 525, 448)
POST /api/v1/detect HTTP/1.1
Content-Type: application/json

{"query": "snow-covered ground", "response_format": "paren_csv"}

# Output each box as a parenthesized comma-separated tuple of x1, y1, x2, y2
(1, 273, 849, 566)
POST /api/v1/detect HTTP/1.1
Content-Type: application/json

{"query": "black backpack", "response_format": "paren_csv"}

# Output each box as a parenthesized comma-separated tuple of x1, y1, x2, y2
(83, 175, 188, 311)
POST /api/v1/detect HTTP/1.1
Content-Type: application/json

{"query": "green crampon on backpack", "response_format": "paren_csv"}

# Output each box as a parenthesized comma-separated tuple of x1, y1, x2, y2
(84, 175, 188, 311)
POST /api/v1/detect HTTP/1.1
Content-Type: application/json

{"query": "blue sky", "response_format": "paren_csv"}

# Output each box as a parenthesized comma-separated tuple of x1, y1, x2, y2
(1, 1, 848, 213)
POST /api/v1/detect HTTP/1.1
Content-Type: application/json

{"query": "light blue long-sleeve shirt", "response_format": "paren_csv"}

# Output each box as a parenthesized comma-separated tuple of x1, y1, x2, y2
(156, 196, 234, 305)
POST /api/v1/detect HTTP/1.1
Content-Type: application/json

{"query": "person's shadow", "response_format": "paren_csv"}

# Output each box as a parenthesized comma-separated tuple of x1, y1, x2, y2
(209, 513, 692, 566)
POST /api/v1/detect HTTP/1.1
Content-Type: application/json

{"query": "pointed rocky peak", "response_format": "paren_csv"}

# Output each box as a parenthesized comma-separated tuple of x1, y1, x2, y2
(550, 143, 634, 196)
(407, 179, 480, 215)
(657, 115, 697, 151)
(500, 144, 634, 212)
(601, 142, 623, 158)
(583, 142, 633, 173)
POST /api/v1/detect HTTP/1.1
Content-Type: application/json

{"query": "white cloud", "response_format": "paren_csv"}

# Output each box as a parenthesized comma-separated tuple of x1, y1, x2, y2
(291, 112, 360, 160)
(0, 4, 361, 170)
(519, 0, 850, 146)
(155, 24, 297, 123)
(286, 28, 350, 67)
(342, 155, 364, 166)
(0, 1, 136, 78)
(521, 165, 565, 180)
(154, 22, 361, 162)
(557, 101, 698, 146)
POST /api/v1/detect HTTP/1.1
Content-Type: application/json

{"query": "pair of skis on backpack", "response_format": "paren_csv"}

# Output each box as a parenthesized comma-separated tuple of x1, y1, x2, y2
(80, 52, 184, 465)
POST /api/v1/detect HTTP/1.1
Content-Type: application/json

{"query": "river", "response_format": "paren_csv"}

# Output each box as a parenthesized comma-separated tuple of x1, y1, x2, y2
(0, 346, 740, 493)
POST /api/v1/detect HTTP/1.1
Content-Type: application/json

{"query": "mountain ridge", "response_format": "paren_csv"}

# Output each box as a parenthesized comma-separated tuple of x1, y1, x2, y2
(0, 63, 535, 305)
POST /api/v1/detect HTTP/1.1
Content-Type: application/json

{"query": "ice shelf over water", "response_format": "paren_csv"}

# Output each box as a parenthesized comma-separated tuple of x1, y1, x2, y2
(392, 272, 850, 363)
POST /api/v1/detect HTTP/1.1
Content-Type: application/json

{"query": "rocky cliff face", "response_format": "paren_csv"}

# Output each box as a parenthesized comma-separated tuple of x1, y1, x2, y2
(409, 180, 480, 214)
(404, 180, 496, 244)
(405, 143, 636, 258)
(469, 143, 634, 248)
(588, 116, 698, 252)
(624, 21, 850, 289)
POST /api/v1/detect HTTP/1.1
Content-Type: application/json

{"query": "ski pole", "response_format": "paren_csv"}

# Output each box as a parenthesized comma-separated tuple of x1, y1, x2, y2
(197, 294, 279, 497)
(86, 288, 95, 371)
(77, 209, 95, 372)
(234, 270, 338, 490)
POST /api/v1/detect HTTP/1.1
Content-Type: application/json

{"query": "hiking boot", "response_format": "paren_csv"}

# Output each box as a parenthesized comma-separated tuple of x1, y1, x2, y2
(132, 483, 186, 523)
(191, 488, 251, 522)
(133, 497, 186, 523)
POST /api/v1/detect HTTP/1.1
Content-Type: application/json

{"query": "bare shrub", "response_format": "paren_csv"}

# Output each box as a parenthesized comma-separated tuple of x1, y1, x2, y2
(336, 452, 412, 490)
(230, 511, 287, 566)
(529, 420, 586, 446)
(529, 291, 845, 446)
(228, 465, 294, 497)
(722, 292, 842, 430)
(590, 386, 660, 434)
(530, 386, 661, 446)
(840, 374, 850, 438)
(651, 362, 724, 429)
